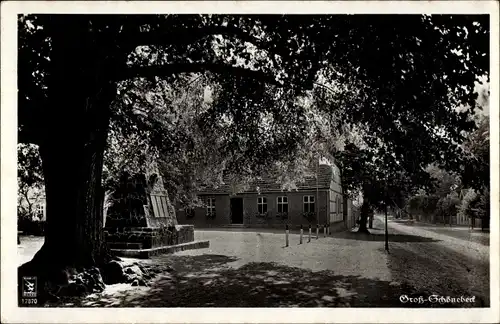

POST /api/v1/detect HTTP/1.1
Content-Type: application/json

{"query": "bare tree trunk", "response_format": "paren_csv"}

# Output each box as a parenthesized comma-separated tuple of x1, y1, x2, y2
(23, 190, 33, 217)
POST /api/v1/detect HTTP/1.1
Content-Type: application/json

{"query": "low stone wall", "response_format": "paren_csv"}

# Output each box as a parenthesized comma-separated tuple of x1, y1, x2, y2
(111, 240, 210, 259)
(105, 225, 194, 250)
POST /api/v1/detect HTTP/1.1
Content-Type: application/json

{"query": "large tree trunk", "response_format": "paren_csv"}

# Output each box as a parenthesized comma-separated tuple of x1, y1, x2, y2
(18, 109, 114, 303)
(18, 17, 119, 303)
(34, 128, 110, 267)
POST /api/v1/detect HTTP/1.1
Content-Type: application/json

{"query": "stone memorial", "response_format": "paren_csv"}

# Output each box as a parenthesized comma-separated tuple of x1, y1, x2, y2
(104, 172, 209, 258)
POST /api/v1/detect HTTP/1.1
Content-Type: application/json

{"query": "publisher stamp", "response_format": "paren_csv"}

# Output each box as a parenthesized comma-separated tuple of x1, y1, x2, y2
(21, 276, 37, 298)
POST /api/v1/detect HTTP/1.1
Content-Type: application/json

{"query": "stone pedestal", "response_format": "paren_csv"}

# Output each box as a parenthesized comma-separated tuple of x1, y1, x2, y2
(104, 172, 208, 258)
(105, 225, 195, 250)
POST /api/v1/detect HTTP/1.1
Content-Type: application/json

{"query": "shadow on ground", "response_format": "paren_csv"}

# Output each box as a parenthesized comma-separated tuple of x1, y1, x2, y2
(424, 228, 489, 246)
(389, 220, 489, 246)
(388, 245, 489, 307)
(330, 231, 441, 243)
(60, 253, 468, 308)
(195, 227, 440, 243)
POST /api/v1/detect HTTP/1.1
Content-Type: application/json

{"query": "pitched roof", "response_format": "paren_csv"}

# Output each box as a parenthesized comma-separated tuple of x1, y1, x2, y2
(197, 164, 336, 195)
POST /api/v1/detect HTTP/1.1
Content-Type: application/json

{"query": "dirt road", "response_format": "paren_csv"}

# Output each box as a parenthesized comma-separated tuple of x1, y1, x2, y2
(378, 215, 490, 307)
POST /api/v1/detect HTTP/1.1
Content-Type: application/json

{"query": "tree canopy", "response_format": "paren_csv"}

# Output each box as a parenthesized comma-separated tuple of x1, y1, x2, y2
(18, 14, 490, 215)
(19, 14, 489, 142)
(17, 14, 490, 275)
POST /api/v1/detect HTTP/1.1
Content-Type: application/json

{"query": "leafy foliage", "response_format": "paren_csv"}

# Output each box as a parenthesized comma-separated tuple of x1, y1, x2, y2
(303, 15, 489, 214)
(458, 188, 479, 220)
(436, 193, 461, 218)
(474, 187, 490, 221)
(18, 14, 490, 238)
(407, 195, 440, 216)
(18, 143, 44, 189)
(18, 16, 51, 144)
(20, 14, 489, 142)
(17, 144, 45, 220)
(103, 72, 316, 208)
(426, 165, 461, 198)
(402, 112, 489, 223)
(461, 116, 489, 190)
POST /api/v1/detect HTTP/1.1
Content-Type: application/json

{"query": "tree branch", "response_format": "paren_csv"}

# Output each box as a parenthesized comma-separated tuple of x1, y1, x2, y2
(114, 62, 279, 85)
(314, 82, 339, 95)
(116, 25, 287, 73)
(118, 25, 268, 53)
(22, 190, 34, 216)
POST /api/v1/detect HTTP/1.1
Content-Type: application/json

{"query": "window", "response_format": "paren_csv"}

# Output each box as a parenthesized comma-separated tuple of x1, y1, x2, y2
(303, 195, 315, 213)
(277, 196, 288, 213)
(257, 197, 268, 214)
(36, 203, 44, 215)
(206, 198, 215, 215)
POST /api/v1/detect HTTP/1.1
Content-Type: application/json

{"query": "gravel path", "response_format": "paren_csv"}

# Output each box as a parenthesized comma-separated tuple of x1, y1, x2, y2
(181, 229, 391, 281)
(386, 218, 489, 263)
(381, 215, 490, 307)
(19, 231, 400, 307)
(17, 235, 44, 266)
(390, 221, 489, 246)
(18, 221, 489, 307)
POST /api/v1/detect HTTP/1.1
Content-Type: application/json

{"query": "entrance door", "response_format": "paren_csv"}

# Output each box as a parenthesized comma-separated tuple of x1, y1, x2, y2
(230, 198, 244, 224)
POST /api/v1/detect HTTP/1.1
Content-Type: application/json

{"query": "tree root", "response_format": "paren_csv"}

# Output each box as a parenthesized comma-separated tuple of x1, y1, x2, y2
(18, 253, 163, 306)
(18, 259, 107, 305)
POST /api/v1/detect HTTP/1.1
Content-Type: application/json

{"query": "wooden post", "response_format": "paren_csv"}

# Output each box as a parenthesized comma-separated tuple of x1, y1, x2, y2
(285, 224, 289, 247)
(316, 224, 319, 239)
(327, 223, 330, 235)
(308, 224, 311, 242)
(299, 224, 303, 244)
